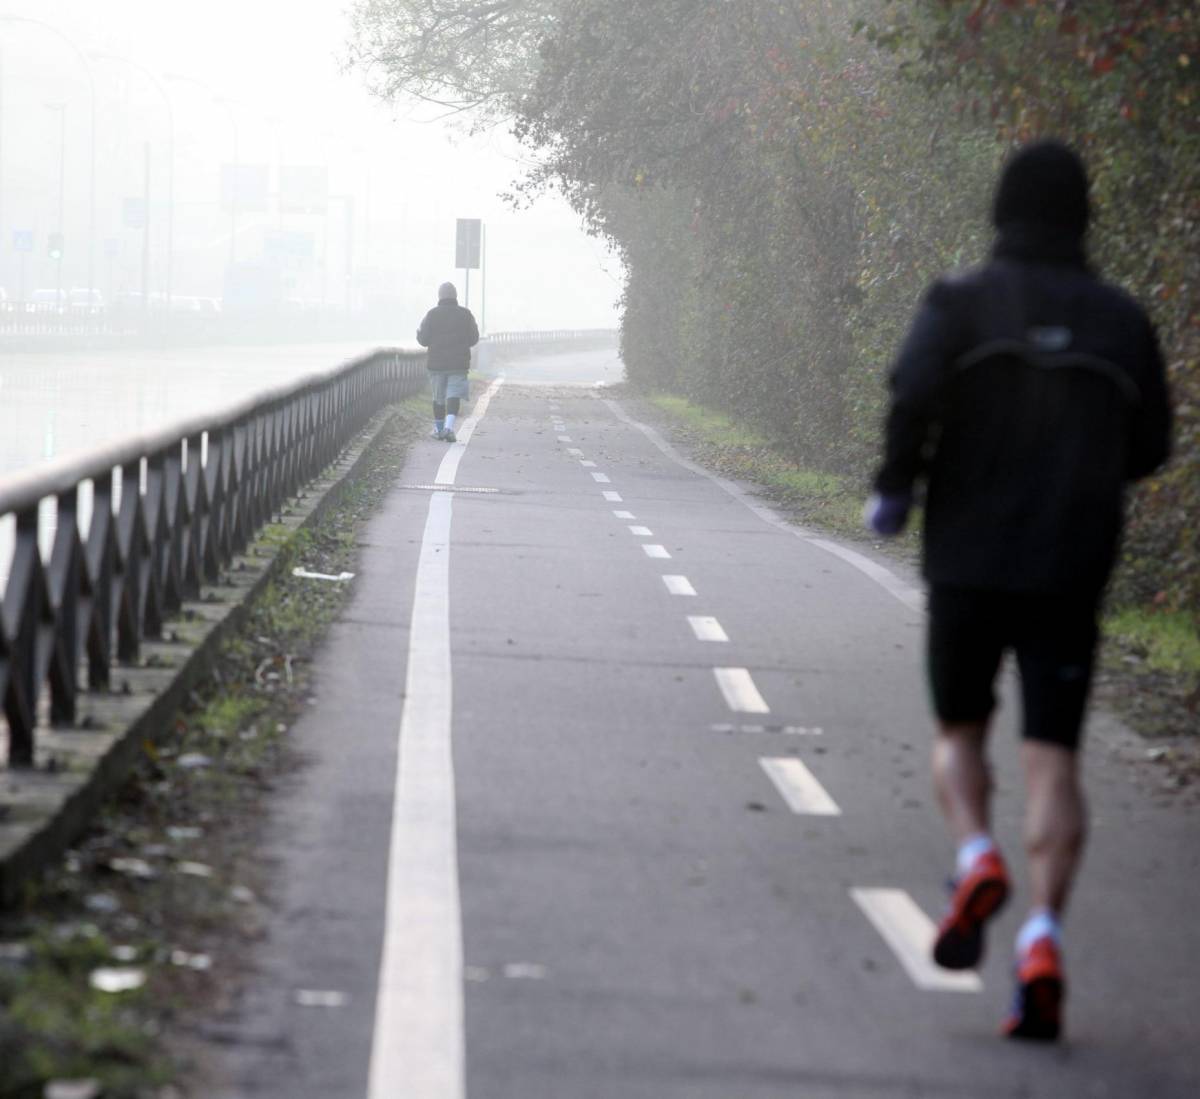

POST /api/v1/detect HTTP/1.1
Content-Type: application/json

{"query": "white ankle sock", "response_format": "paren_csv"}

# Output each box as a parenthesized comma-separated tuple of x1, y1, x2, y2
(444, 413, 457, 432)
(1016, 908, 1062, 953)
(956, 833, 996, 877)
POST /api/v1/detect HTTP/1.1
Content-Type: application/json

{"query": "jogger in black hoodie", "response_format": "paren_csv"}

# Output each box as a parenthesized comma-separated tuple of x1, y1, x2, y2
(866, 140, 1172, 1040)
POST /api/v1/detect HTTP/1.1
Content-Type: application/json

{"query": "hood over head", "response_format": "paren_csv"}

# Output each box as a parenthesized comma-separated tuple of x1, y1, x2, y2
(992, 139, 1090, 237)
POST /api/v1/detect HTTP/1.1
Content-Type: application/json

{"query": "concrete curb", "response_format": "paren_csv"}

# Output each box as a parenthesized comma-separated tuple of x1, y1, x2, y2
(0, 405, 406, 906)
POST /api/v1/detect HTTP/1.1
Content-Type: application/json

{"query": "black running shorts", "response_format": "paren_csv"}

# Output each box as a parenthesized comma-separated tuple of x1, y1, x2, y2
(927, 585, 1100, 750)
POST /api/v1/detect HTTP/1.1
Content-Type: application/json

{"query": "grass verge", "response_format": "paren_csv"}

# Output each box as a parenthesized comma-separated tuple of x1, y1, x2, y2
(0, 395, 427, 1098)
(644, 392, 919, 552)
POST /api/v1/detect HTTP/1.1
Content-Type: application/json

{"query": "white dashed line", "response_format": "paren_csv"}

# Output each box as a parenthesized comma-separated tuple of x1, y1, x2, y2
(662, 575, 697, 596)
(602, 399, 925, 615)
(567, 448, 584, 456)
(711, 723, 822, 736)
(628, 525, 653, 537)
(591, 472, 611, 483)
(850, 889, 983, 993)
(759, 757, 840, 815)
(713, 667, 769, 713)
(613, 510, 635, 520)
(602, 491, 622, 502)
(642, 544, 671, 559)
(581, 460, 598, 468)
(558, 435, 572, 443)
(687, 615, 729, 642)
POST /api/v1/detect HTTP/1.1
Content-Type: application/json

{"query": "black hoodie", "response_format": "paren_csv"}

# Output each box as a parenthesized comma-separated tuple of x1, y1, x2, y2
(417, 298, 480, 373)
(873, 143, 1172, 597)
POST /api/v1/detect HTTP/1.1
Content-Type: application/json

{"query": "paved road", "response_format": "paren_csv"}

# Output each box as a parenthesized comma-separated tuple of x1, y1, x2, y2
(202, 351, 1199, 1098)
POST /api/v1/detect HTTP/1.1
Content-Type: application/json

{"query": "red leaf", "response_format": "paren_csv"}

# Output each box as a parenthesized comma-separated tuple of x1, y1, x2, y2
(1093, 55, 1117, 74)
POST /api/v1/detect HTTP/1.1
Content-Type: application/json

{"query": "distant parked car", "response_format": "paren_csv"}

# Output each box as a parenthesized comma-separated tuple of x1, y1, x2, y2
(69, 287, 105, 314)
(169, 295, 203, 315)
(29, 288, 66, 313)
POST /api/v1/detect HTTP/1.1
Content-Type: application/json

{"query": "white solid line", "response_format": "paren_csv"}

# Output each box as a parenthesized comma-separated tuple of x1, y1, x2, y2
(688, 615, 729, 642)
(628, 525, 653, 537)
(581, 460, 598, 468)
(368, 373, 504, 1098)
(435, 378, 505, 486)
(759, 757, 840, 815)
(613, 510, 635, 520)
(713, 667, 770, 713)
(602, 491, 622, 502)
(850, 889, 983, 993)
(642, 544, 671, 559)
(566, 447, 584, 456)
(662, 575, 697, 596)
(367, 492, 463, 1098)
(807, 539, 925, 616)
(591, 472, 611, 483)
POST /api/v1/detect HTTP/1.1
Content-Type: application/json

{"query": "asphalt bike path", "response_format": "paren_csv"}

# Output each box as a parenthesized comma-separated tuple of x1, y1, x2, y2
(206, 356, 1199, 1098)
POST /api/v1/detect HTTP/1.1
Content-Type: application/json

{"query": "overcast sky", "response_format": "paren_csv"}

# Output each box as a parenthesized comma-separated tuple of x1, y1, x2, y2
(0, 0, 622, 329)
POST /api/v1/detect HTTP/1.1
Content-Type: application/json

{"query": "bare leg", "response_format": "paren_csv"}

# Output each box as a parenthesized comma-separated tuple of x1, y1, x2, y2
(932, 721, 992, 843)
(1022, 741, 1086, 915)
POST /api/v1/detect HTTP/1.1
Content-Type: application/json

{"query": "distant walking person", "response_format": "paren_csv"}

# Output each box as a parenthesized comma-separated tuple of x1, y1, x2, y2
(417, 281, 480, 442)
(865, 140, 1171, 1041)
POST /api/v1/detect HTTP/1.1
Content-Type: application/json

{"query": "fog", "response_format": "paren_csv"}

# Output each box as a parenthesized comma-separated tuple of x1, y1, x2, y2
(0, 0, 622, 333)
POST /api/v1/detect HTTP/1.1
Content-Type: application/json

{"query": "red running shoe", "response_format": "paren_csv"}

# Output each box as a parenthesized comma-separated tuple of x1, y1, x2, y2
(1003, 936, 1065, 1042)
(932, 849, 1010, 970)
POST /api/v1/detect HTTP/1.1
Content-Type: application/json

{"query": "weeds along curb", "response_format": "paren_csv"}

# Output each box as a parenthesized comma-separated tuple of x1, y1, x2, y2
(0, 405, 407, 907)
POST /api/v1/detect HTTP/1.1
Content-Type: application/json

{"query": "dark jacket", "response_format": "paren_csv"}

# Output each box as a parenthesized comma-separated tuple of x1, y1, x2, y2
(874, 226, 1172, 597)
(417, 299, 479, 373)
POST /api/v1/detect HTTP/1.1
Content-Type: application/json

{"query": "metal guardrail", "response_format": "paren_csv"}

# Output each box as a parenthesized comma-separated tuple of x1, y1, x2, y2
(485, 328, 617, 345)
(0, 347, 426, 768)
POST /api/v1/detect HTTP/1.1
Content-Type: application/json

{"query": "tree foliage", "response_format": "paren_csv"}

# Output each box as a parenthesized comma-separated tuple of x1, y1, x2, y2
(353, 0, 1199, 614)
(346, 0, 558, 120)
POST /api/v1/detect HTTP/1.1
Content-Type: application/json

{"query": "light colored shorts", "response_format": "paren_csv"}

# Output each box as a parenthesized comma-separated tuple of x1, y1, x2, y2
(430, 372, 469, 402)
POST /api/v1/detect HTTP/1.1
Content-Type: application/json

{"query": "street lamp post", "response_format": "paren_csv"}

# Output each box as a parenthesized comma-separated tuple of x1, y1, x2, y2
(0, 15, 97, 301)
(46, 102, 66, 302)
(88, 51, 174, 308)
(165, 75, 239, 268)
(216, 98, 240, 268)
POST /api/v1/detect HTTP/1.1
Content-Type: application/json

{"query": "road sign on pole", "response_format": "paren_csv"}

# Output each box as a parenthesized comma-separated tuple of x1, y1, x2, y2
(455, 218, 481, 269)
(12, 229, 33, 253)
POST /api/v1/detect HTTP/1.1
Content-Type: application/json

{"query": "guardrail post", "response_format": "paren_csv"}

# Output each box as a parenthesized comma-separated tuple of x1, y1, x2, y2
(2, 508, 45, 765)
(86, 471, 116, 689)
(180, 435, 203, 599)
(47, 487, 82, 724)
(115, 460, 143, 663)
(143, 450, 167, 640)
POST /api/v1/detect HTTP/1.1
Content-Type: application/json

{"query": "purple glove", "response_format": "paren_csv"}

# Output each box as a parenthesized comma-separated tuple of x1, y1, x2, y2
(864, 491, 911, 537)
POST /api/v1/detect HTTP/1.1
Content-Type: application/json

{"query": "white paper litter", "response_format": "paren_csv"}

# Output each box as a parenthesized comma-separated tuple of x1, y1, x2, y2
(292, 568, 355, 582)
